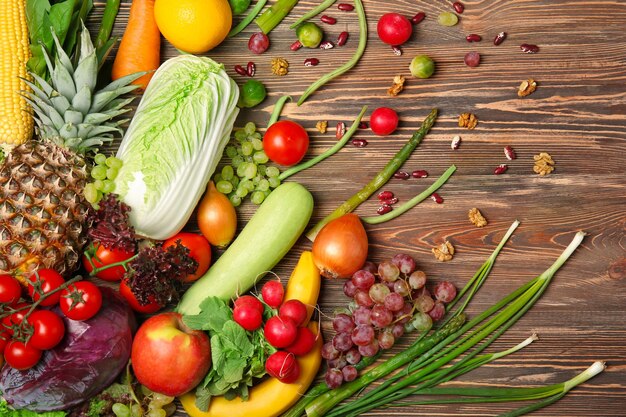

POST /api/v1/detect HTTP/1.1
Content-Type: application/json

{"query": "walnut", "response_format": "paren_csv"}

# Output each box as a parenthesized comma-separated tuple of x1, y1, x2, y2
(270, 57, 289, 76)
(432, 241, 455, 262)
(468, 208, 488, 227)
(518, 79, 537, 97)
(316, 120, 328, 134)
(533, 152, 555, 176)
(387, 74, 406, 96)
(458, 112, 478, 129)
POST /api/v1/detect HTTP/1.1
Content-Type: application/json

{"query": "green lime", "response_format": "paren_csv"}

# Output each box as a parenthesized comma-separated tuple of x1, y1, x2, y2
(229, 0, 251, 15)
(238, 79, 267, 108)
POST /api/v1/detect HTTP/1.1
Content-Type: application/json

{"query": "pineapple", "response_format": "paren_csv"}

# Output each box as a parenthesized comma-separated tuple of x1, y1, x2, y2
(0, 25, 142, 282)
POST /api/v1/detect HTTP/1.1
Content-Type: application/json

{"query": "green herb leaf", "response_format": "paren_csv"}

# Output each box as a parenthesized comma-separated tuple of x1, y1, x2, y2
(183, 296, 233, 331)
(48, 0, 77, 45)
(194, 386, 211, 411)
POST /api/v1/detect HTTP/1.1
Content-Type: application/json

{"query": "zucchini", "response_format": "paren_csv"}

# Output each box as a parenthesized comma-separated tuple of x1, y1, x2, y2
(177, 182, 314, 315)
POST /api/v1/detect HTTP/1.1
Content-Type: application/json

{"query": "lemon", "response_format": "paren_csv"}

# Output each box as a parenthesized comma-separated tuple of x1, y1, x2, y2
(155, 0, 232, 54)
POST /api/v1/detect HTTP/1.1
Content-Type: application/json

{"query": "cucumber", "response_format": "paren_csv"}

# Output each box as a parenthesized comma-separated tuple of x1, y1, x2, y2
(177, 182, 314, 315)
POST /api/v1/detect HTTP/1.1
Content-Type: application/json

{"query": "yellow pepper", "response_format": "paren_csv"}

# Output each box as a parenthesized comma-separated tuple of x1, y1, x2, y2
(179, 251, 322, 417)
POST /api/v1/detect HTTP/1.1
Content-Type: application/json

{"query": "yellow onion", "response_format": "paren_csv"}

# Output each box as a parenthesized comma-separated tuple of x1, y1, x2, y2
(312, 213, 368, 279)
(196, 181, 237, 248)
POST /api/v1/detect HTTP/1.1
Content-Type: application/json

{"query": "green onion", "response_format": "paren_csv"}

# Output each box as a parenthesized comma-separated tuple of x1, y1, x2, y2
(267, 95, 292, 127)
(361, 165, 456, 225)
(289, 0, 337, 29)
(255, 0, 299, 34)
(316, 231, 587, 417)
(95, 0, 121, 63)
(297, 0, 367, 105)
(228, 0, 268, 38)
(305, 108, 437, 241)
(279, 106, 367, 181)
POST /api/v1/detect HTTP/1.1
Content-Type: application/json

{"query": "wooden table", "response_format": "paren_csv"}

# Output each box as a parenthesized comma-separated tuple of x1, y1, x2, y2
(100, 0, 626, 415)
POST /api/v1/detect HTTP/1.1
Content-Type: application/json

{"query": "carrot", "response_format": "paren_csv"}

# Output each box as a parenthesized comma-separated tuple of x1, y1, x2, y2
(111, 0, 160, 89)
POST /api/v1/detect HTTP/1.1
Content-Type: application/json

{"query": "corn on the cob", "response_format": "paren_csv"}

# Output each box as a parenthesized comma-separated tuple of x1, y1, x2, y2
(0, 0, 33, 145)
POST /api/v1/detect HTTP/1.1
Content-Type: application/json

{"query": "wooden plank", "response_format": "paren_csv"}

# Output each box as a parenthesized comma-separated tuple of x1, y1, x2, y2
(86, 0, 626, 415)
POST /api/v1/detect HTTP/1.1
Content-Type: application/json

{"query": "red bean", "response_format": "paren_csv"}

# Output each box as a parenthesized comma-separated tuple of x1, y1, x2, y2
(411, 12, 425, 24)
(393, 171, 410, 180)
(319, 41, 335, 50)
(494, 164, 508, 175)
(234, 65, 247, 76)
(351, 138, 368, 148)
(382, 197, 398, 205)
(377, 191, 394, 201)
(452, 1, 464, 14)
(290, 40, 303, 51)
(304, 58, 320, 67)
(377, 204, 393, 215)
(520, 43, 540, 53)
(246, 61, 256, 77)
(337, 3, 354, 11)
(412, 170, 428, 178)
(504, 146, 517, 160)
(466, 33, 482, 42)
(337, 31, 349, 46)
(336, 122, 346, 139)
(391, 45, 402, 56)
(431, 193, 443, 204)
(321, 15, 337, 25)
(493, 31, 507, 45)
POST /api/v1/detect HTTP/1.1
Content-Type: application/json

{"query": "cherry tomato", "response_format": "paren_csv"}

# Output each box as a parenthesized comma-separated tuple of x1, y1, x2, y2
(27, 269, 65, 306)
(60, 281, 103, 321)
(263, 120, 309, 166)
(4, 340, 42, 370)
(27, 310, 65, 350)
(83, 244, 135, 282)
(0, 328, 10, 354)
(0, 274, 21, 306)
(119, 279, 162, 314)
(2, 302, 34, 335)
(370, 107, 399, 136)
(162, 233, 211, 282)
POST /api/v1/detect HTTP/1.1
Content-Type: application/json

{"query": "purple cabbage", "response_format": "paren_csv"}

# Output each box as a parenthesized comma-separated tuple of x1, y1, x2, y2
(0, 288, 136, 411)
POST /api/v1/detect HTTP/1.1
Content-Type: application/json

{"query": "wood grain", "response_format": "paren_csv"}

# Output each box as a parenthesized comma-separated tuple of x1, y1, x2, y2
(88, 0, 625, 416)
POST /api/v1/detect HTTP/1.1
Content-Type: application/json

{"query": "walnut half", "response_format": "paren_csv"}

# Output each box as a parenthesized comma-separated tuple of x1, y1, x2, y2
(387, 75, 406, 96)
(458, 112, 478, 129)
(518, 79, 537, 97)
(433, 241, 455, 262)
(533, 152, 555, 176)
(468, 208, 488, 227)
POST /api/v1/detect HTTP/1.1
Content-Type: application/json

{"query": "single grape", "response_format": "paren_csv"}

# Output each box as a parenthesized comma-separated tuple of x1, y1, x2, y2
(258, 164, 267, 176)
(342, 365, 358, 382)
(408, 270, 427, 290)
(391, 323, 405, 338)
(433, 281, 457, 303)
(112, 403, 131, 417)
(230, 175, 240, 188)
(250, 190, 266, 205)
(130, 404, 143, 417)
(244, 122, 256, 135)
(148, 408, 166, 417)
(216, 180, 233, 194)
(154, 394, 174, 407)
(229, 194, 242, 207)
(351, 270, 375, 290)
(358, 340, 380, 357)
(102, 179, 116, 194)
(370, 305, 393, 328)
(106, 167, 118, 180)
(268, 176, 281, 188)
(393, 279, 410, 297)
(226, 145, 238, 158)
(410, 311, 433, 332)
(464, 51, 481, 67)
(328, 355, 348, 370)
(236, 162, 247, 178)
(345, 347, 362, 365)
(251, 132, 262, 141)
(94, 153, 107, 165)
(391, 253, 416, 275)
(321, 341, 341, 360)
(266, 166, 280, 177)
(93, 179, 105, 190)
(415, 294, 435, 313)
(333, 313, 356, 333)
(106, 156, 123, 168)
(244, 179, 256, 191)
(325, 368, 344, 389)
(333, 332, 354, 352)
(428, 301, 446, 322)
(257, 178, 270, 191)
(90, 165, 107, 180)
(248, 32, 270, 54)
(352, 305, 372, 325)
(368, 283, 390, 304)
(351, 324, 375, 346)
(378, 330, 395, 350)
(250, 137, 263, 151)
(438, 11, 459, 26)
(235, 186, 249, 198)
(83, 183, 99, 203)
(343, 280, 357, 297)
(232, 155, 244, 168)
(361, 261, 378, 275)
(241, 141, 254, 156)
(378, 261, 400, 282)
(221, 165, 234, 180)
(214, 173, 223, 183)
(354, 289, 374, 307)
(253, 151, 269, 164)
(384, 292, 405, 312)
(394, 302, 413, 325)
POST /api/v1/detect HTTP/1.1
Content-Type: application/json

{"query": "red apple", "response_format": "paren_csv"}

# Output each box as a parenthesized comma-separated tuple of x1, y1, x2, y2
(131, 312, 211, 396)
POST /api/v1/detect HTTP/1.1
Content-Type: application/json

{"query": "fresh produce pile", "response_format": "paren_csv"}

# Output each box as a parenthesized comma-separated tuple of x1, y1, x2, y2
(0, 0, 606, 417)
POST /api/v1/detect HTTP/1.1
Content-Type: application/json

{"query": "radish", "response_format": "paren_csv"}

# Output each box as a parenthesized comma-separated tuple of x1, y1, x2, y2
(285, 326, 317, 356)
(265, 350, 300, 383)
(264, 316, 298, 348)
(234, 295, 264, 314)
(370, 107, 399, 136)
(261, 280, 285, 308)
(377, 13, 413, 46)
(233, 304, 263, 331)
(278, 299, 308, 327)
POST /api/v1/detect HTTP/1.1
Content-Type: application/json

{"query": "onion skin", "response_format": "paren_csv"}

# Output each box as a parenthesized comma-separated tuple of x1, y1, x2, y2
(312, 213, 368, 279)
(197, 181, 237, 248)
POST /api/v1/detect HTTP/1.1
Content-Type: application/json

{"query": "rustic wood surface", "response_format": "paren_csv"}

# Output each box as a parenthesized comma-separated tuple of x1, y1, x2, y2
(90, 0, 625, 416)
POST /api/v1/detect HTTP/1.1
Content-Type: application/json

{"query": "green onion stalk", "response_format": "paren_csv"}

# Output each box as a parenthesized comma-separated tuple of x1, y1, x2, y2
(305, 108, 438, 241)
(290, 0, 337, 28)
(311, 231, 587, 417)
(255, 0, 299, 34)
(297, 0, 367, 105)
(285, 221, 520, 417)
(228, 0, 268, 38)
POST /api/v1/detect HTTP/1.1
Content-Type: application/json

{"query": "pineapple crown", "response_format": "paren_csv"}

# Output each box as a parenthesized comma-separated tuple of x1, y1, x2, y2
(20, 23, 144, 154)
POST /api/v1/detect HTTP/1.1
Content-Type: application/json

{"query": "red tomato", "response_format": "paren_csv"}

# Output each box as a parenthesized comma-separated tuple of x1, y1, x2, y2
(1, 302, 32, 335)
(263, 120, 309, 166)
(27, 310, 65, 350)
(27, 269, 65, 306)
(83, 244, 136, 282)
(0, 274, 21, 306)
(119, 279, 162, 314)
(0, 328, 10, 353)
(163, 233, 211, 282)
(370, 107, 399, 136)
(4, 340, 42, 370)
(60, 281, 103, 321)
